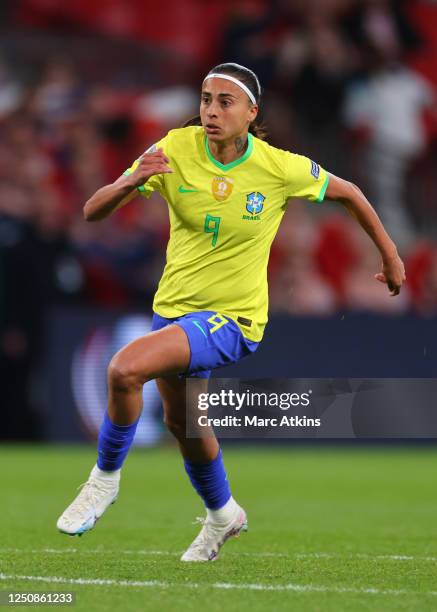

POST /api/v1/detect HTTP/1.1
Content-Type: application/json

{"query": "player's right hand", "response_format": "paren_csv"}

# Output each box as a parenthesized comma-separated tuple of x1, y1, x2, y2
(127, 148, 173, 188)
(374, 253, 406, 296)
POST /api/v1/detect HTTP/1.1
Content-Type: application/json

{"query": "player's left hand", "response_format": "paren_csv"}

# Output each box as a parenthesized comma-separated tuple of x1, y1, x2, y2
(374, 253, 406, 296)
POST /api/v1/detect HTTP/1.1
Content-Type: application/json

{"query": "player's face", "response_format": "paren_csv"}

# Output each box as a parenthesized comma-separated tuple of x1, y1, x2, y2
(200, 77, 258, 144)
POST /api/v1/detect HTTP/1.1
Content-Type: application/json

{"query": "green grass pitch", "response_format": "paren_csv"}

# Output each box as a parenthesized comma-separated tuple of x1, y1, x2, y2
(1, 444, 436, 611)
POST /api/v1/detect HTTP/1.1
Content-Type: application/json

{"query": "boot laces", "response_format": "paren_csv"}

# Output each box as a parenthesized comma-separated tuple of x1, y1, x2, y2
(64, 479, 112, 520)
(188, 517, 225, 555)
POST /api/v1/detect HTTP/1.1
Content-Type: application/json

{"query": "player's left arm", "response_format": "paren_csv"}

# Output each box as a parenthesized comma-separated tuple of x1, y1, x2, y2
(325, 173, 406, 296)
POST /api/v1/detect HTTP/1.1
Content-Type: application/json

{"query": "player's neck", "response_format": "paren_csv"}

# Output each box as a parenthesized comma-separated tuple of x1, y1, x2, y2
(208, 133, 249, 165)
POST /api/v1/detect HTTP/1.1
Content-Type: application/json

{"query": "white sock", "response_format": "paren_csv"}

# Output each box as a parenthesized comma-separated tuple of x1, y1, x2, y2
(207, 496, 239, 524)
(90, 464, 121, 482)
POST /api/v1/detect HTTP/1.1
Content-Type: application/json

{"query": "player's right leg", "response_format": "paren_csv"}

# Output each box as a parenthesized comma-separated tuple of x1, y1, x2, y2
(157, 375, 248, 561)
(56, 323, 190, 536)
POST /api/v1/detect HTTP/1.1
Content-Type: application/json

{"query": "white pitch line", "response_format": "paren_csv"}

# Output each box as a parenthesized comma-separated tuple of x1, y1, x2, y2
(0, 548, 286, 558)
(298, 552, 437, 563)
(0, 573, 436, 597)
(1, 548, 436, 562)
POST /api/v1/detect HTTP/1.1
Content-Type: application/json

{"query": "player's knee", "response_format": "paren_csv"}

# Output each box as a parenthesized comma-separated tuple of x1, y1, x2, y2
(108, 357, 143, 391)
(163, 412, 186, 439)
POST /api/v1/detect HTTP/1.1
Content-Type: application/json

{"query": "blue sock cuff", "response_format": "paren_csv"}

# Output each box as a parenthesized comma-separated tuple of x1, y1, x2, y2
(103, 412, 140, 432)
(184, 448, 223, 471)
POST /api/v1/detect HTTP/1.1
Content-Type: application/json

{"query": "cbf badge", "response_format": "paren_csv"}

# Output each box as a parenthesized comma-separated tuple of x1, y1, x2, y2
(246, 192, 265, 215)
(212, 176, 234, 201)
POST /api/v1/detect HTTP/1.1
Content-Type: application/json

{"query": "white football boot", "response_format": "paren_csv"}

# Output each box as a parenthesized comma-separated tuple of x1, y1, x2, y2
(181, 504, 248, 562)
(56, 466, 119, 536)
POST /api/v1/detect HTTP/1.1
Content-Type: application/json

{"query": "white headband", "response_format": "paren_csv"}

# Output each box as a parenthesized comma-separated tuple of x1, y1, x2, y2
(203, 73, 257, 105)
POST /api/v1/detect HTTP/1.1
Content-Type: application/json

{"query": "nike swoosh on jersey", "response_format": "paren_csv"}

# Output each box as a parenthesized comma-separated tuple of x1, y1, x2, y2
(178, 185, 198, 193)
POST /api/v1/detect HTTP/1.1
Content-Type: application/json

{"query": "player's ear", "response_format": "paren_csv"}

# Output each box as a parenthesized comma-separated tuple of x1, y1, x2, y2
(248, 104, 258, 123)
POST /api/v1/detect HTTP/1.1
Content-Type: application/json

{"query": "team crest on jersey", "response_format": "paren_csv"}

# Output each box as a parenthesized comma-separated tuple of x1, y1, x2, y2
(245, 192, 265, 215)
(212, 176, 234, 201)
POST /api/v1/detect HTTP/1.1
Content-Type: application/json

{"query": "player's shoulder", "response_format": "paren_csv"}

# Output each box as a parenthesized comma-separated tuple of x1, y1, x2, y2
(162, 125, 204, 154)
(252, 136, 295, 174)
(254, 136, 299, 161)
(254, 136, 314, 176)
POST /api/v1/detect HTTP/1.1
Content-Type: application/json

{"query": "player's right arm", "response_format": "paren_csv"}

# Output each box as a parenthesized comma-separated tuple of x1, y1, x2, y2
(83, 149, 172, 222)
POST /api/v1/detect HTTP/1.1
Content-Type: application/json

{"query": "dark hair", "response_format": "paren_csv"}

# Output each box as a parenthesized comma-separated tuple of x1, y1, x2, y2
(182, 62, 268, 140)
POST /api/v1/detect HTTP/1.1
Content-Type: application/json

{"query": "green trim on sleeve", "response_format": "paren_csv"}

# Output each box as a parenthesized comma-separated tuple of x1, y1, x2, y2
(316, 174, 329, 203)
(123, 170, 145, 193)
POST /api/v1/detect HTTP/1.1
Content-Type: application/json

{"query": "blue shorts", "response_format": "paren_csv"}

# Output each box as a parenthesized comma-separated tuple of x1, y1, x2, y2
(151, 311, 259, 378)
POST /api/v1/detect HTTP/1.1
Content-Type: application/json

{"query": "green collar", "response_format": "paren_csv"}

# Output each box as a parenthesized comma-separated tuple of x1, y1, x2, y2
(204, 132, 253, 171)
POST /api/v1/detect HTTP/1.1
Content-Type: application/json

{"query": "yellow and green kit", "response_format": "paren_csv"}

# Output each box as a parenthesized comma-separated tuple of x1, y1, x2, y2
(123, 125, 329, 342)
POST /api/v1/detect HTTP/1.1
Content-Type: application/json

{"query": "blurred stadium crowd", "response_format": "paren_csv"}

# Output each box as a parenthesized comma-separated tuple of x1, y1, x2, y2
(1, 0, 437, 351)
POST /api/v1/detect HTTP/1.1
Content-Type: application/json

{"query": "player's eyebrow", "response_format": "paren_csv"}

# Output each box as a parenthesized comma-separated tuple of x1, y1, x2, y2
(201, 90, 237, 99)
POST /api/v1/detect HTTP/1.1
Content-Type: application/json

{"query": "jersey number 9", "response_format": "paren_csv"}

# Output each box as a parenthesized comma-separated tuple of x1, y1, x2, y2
(204, 214, 221, 248)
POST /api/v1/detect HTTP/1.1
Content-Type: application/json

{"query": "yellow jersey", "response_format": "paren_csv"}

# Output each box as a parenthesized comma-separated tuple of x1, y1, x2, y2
(123, 125, 329, 342)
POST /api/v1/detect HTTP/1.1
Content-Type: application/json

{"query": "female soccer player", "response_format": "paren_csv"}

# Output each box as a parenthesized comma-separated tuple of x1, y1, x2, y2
(57, 63, 405, 561)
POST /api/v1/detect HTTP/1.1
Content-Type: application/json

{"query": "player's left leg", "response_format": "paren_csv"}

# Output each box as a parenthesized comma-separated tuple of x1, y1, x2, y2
(157, 375, 247, 562)
(56, 324, 191, 536)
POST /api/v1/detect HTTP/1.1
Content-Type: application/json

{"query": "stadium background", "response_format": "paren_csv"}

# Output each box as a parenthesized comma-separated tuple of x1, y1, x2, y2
(1, 0, 436, 444)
